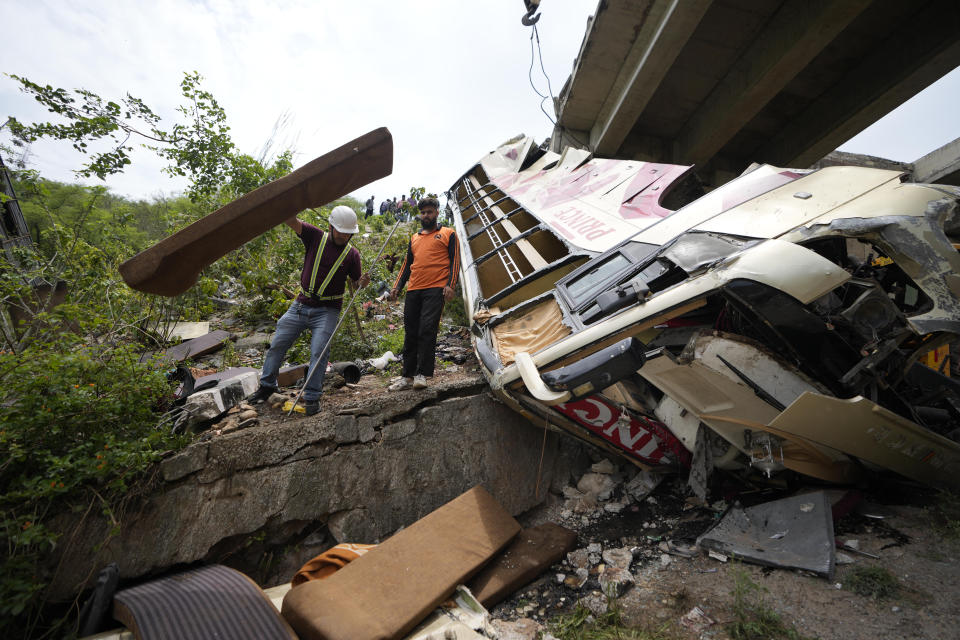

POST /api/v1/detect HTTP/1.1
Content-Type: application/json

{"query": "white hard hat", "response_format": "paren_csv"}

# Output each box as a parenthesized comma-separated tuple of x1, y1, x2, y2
(329, 205, 359, 234)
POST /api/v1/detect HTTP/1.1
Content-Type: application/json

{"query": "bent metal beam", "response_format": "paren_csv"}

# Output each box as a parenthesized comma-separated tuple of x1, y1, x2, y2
(119, 127, 393, 297)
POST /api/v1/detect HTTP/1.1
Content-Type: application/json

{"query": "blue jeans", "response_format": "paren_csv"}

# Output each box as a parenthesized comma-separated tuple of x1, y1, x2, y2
(260, 301, 338, 402)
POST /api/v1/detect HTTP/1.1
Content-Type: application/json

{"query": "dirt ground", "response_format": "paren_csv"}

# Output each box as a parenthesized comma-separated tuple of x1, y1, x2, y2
(496, 475, 959, 640)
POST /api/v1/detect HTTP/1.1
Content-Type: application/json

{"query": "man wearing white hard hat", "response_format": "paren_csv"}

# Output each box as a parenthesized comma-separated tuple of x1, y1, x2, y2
(248, 205, 370, 415)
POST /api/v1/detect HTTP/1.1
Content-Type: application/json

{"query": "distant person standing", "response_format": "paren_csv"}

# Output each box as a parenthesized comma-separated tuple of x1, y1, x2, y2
(365, 195, 375, 219)
(387, 196, 459, 391)
(379, 198, 389, 216)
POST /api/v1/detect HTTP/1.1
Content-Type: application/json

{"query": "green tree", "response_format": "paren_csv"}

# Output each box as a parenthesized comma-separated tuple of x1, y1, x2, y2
(3, 71, 289, 205)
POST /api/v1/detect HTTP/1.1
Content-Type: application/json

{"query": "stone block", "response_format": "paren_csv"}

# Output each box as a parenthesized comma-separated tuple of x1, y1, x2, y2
(184, 371, 259, 426)
(160, 444, 209, 482)
(334, 415, 358, 443)
(357, 416, 377, 443)
(381, 419, 417, 442)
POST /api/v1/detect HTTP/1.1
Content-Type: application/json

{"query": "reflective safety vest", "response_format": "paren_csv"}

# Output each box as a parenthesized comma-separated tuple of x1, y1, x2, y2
(302, 232, 350, 301)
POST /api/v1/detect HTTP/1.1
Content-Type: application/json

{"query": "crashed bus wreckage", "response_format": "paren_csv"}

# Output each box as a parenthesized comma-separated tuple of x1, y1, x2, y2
(446, 135, 960, 492)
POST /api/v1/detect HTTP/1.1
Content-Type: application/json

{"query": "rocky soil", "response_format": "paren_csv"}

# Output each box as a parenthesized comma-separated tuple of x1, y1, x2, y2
(487, 463, 959, 640)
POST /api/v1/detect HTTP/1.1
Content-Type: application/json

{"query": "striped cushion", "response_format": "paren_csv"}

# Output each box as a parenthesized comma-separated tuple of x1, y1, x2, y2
(113, 564, 296, 640)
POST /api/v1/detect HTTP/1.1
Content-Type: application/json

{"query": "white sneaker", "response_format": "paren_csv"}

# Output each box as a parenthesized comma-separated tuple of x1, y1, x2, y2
(413, 374, 428, 390)
(388, 377, 413, 391)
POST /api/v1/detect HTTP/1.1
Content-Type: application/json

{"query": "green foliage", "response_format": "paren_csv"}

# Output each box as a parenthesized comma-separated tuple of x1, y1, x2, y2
(0, 168, 194, 637)
(443, 283, 468, 327)
(551, 601, 679, 640)
(0, 322, 187, 636)
(4, 71, 292, 204)
(727, 568, 816, 640)
(844, 566, 901, 601)
(4, 75, 162, 180)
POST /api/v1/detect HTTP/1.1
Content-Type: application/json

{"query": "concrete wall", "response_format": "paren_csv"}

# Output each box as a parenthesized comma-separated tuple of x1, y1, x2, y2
(45, 382, 590, 600)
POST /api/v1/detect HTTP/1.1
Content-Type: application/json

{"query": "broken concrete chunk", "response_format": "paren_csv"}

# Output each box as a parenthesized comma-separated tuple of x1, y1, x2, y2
(679, 606, 714, 633)
(183, 371, 259, 428)
(580, 592, 608, 616)
(334, 415, 359, 444)
(601, 548, 633, 570)
(598, 566, 634, 598)
(159, 444, 208, 482)
(577, 473, 617, 501)
(591, 459, 617, 474)
(357, 416, 377, 443)
(624, 469, 662, 502)
(382, 419, 418, 442)
(566, 549, 590, 570)
(490, 618, 542, 640)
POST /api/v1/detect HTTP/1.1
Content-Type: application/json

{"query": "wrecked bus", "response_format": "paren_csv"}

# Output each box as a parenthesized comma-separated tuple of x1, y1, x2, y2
(446, 135, 960, 492)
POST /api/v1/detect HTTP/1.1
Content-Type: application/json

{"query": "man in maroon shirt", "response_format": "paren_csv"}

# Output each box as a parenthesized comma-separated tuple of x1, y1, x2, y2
(248, 206, 370, 415)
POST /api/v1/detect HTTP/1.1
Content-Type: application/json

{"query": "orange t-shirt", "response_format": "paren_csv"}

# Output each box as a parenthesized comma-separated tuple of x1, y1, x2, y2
(393, 226, 460, 292)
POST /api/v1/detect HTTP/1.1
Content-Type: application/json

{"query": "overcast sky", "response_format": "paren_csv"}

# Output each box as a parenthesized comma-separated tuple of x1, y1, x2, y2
(2, 0, 959, 207)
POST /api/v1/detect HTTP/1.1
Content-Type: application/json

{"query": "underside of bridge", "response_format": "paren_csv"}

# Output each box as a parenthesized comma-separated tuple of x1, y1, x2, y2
(553, 0, 960, 187)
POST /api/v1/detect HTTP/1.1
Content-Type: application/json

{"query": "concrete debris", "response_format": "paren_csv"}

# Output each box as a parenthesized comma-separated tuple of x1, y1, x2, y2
(183, 370, 259, 429)
(490, 618, 543, 640)
(659, 540, 698, 558)
(590, 459, 617, 474)
(600, 548, 633, 570)
(268, 393, 289, 409)
(835, 552, 855, 565)
(624, 470, 662, 502)
(598, 566, 634, 598)
(679, 606, 714, 633)
(576, 473, 617, 501)
(566, 549, 590, 570)
(580, 592, 608, 617)
(234, 331, 271, 351)
(708, 550, 728, 563)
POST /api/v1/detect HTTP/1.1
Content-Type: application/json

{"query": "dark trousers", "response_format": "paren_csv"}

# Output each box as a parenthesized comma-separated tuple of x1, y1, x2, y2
(402, 287, 444, 377)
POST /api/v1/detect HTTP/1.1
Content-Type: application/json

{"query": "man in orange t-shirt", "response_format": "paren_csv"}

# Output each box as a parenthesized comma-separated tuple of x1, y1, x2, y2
(387, 196, 460, 390)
